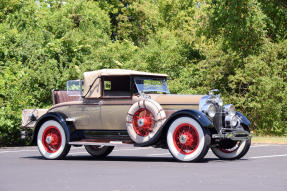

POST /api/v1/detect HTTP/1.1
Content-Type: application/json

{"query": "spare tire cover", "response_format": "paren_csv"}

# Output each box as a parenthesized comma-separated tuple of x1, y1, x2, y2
(126, 99, 166, 144)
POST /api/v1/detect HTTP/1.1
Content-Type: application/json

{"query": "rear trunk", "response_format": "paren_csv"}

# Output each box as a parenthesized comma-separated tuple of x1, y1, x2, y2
(22, 109, 48, 128)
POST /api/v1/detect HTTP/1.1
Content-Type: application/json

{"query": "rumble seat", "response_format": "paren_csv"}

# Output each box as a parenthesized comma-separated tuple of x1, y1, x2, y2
(52, 90, 82, 105)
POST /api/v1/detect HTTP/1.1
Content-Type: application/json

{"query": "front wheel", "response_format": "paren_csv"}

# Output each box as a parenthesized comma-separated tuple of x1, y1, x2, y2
(211, 125, 251, 160)
(85, 145, 114, 158)
(211, 138, 251, 160)
(167, 117, 211, 162)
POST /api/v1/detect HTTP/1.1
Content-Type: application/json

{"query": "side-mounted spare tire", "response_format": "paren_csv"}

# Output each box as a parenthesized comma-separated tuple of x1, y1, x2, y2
(126, 99, 166, 145)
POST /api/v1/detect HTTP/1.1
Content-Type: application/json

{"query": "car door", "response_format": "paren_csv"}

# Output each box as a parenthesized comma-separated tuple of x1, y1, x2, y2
(100, 99, 133, 130)
(99, 76, 133, 130)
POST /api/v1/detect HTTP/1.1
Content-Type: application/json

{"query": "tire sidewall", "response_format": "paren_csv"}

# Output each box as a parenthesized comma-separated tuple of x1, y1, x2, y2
(37, 120, 68, 159)
(211, 139, 251, 160)
(85, 145, 114, 157)
(126, 99, 166, 145)
(167, 117, 207, 162)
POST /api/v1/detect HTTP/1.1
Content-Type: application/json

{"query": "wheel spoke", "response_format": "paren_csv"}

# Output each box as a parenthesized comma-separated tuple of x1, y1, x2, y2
(42, 126, 62, 153)
(132, 108, 155, 137)
(173, 123, 199, 155)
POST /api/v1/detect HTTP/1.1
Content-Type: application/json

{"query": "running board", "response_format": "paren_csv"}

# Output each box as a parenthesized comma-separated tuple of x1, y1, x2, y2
(69, 141, 133, 146)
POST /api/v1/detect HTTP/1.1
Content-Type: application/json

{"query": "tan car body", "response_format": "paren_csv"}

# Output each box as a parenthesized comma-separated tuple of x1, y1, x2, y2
(48, 94, 203, 131)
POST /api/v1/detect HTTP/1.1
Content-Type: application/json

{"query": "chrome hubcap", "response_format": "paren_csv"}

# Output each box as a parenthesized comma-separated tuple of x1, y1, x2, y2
(46, 136, 52, 144)
(137, 118, 145, 127)
(179, 135, 187, 144)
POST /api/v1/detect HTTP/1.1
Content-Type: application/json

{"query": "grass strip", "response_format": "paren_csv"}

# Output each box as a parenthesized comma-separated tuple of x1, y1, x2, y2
(252, 136, 287, 144)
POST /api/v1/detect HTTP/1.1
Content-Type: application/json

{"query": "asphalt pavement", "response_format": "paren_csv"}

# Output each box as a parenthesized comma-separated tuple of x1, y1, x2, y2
(0, 144, 287, 191)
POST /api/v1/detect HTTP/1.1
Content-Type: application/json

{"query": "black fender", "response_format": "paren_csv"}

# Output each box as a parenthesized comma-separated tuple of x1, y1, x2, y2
(139, 109, 212, 147)
(236, 111, 251, 127)
(31, 112, 70, 145)
(161, 109, 213, 130)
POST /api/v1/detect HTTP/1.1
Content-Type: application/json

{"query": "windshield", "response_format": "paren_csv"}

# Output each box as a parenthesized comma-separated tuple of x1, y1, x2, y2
(66, 80, 83, 96)
(134, 77, 170, 94)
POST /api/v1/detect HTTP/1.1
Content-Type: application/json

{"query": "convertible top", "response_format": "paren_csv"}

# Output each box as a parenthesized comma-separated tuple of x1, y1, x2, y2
(84, 69, 168, 78)
(83, 69, 168, 98)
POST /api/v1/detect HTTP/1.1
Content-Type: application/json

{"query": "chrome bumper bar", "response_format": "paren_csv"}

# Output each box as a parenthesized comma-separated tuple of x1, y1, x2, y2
(212, 130, 252, 141)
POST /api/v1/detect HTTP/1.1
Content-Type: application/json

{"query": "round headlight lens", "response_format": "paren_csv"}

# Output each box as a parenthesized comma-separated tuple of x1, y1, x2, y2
(224, 104, 236, 116)
(225, 115, 238, 127)
(201, 103, 216, 118)
(208, 104, 216, 118)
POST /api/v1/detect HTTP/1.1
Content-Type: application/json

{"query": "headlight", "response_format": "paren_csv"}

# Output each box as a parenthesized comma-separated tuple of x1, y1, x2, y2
(225, 115, 238, 127)
(201, 103, 216, 118)
(224, 104, 236, 116)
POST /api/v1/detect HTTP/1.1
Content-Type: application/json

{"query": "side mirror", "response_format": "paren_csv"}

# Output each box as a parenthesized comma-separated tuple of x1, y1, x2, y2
(66, 80, 83, 96)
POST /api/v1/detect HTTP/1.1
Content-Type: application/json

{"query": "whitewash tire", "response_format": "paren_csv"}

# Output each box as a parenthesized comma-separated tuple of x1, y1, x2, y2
(167, 117, 210, 162)
(37, 120, 70, 160)
(126, 99, 166, 145)
(211, 139, 251, 160)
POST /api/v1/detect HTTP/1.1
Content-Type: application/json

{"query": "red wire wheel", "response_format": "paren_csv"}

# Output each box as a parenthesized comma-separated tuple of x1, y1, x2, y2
(173, 123, 199, 155)
(132, 108, 155, 137)
(219, 141, 241, 153)
(42, 126, 62, 153)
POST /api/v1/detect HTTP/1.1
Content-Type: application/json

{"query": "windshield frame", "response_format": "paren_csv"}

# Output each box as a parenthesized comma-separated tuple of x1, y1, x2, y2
(133, 77, 170, 94)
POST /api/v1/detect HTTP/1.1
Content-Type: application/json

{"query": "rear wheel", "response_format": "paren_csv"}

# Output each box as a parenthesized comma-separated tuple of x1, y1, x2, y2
(37, 120, 70, 160)
(167, 117, 211, 162)
(85, 145, 114, 158)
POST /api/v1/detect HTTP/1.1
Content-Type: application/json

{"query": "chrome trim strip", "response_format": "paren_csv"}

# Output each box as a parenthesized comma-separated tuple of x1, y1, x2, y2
(66, 118, 76, 122)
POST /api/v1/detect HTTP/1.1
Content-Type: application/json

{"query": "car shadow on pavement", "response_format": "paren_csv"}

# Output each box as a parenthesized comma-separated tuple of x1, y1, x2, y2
(21, 155, 244, 163)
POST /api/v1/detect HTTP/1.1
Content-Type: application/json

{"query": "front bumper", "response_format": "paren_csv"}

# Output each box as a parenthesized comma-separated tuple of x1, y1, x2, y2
(212, 129, 252, 141)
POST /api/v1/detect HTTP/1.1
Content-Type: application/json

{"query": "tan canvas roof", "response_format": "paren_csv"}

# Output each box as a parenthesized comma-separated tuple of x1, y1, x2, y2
(83, 69, 168, 79)
(83, 69, 168, 98)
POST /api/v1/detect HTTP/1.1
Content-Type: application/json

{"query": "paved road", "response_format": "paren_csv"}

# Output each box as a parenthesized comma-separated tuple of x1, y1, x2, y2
(0, 144, 287, 191)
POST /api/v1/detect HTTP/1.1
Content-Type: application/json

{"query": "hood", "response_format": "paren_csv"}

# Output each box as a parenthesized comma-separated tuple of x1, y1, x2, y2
(148, 94, 205, 105)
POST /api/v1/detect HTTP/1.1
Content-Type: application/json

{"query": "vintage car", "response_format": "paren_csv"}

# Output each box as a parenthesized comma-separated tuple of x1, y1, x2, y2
(22, 69, 252, 162)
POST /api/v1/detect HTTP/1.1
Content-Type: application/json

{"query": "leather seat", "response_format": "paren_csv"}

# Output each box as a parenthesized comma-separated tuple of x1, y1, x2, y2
(52, 90, 81, 105)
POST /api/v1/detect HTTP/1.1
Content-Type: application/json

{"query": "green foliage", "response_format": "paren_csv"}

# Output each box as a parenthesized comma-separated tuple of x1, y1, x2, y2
(0, 0, 287, 145)
(228, 41, 287, 135)
(0, 0, 111, 145)
(206, 0, 267, 55)
(0, 0, 22, 22)
(117, 0, 163, 45)
(258, 0, 287, 42)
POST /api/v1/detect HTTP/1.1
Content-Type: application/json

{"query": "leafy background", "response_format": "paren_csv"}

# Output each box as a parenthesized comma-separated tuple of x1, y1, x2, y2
(0, 0, 286, 146)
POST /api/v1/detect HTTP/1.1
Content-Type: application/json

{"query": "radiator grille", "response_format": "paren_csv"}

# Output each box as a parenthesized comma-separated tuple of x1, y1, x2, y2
(213, 106, 225, 132)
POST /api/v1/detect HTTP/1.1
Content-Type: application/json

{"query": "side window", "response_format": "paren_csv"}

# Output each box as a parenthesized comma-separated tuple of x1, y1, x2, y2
(102, 76, 131, 97)
(104, 81, 111, 91)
